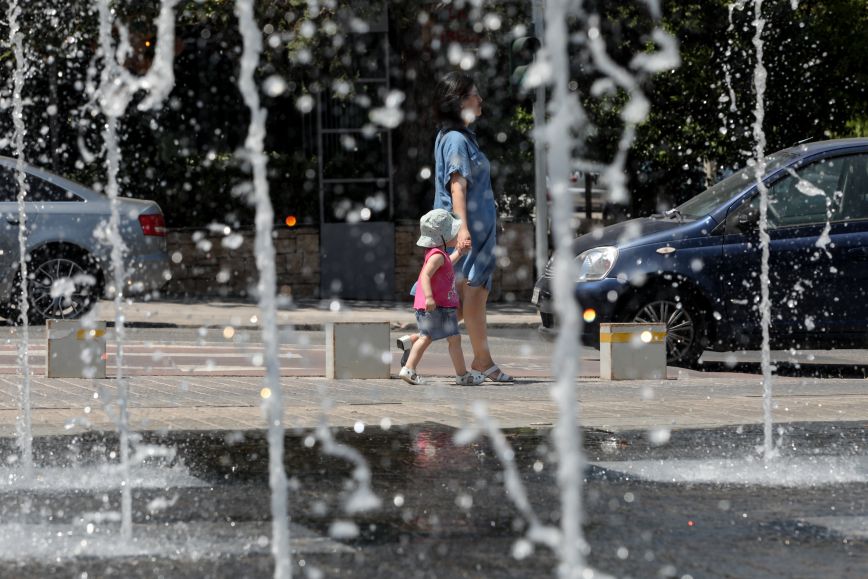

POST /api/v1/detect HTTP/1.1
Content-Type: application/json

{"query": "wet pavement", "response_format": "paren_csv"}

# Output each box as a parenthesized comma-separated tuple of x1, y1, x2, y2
(0, 423, 865, 578)
(0, 302, 866, 576)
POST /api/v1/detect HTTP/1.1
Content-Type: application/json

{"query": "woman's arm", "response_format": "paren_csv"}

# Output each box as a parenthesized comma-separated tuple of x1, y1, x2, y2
(449, 173, 472, 251)
(419, 253, 445, 311)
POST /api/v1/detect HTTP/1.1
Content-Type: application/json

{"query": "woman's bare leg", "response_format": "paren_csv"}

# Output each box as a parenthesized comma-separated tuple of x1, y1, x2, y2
(460, 284, 496, 372)
(446, 334, 467, 376)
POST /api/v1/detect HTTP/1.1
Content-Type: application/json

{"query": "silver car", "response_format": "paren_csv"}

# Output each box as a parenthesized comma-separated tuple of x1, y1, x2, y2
(0, 157, 170, 323)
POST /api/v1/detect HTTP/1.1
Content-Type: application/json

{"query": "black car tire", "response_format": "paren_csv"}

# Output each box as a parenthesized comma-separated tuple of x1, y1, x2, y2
(2, 250, 100, 325)
(619, 288, 707, 368)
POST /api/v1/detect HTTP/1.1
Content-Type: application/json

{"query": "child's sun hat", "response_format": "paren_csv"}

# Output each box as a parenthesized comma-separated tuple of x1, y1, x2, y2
(417, 208, 462, 248)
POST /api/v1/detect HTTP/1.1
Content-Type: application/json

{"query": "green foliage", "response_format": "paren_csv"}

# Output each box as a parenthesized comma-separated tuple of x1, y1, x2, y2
(842, 117, 868, 138)
(568, 0, 868, 215)
(2, 0, 865, 228)
(663, 1, 864, 200)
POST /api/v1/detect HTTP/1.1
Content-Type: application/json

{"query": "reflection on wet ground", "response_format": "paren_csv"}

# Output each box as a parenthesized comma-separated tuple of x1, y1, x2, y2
(0, 422, 866, 578)
(701, 360, 868, 379)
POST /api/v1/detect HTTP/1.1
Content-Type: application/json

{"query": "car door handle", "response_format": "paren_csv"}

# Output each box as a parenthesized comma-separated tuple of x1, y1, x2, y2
(5, 217, 19, 225)
(847, 247, 868, 261)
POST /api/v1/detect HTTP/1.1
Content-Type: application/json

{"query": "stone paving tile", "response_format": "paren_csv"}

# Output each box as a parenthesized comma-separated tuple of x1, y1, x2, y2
(126, 377, 197, 407)
(169, 381, 258, 406)
(1, 374, 867, 435)
(0, 409, 96, 436)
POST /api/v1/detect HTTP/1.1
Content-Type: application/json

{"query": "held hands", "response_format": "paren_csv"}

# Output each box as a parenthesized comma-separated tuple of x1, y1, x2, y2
(457, 226, 472, 253)
(425, 297, 437, 312)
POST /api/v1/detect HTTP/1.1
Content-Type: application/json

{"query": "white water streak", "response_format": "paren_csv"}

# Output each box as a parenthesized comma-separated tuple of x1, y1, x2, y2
(96, 0, 132, 540)
(95, 0, 180, 540)
(315, 389, 381, 515)
(814, 191, 841, 254)
(545, 1, 587, 576)
(641, 0, 662, 19)
(750, 0, 776, 460)
(234, 1, 291, 577)
(98, 1, 180, 117)
(103, 112, 133, 539)
(541, 4, 679, 574)
(455, 402, 560, 550)
(786, 168, 839, 256)
(7, 0, 32, 477)
(587, 15, 679, 205)
(723, 1, 749, 114)
(595, 455, 868, 486)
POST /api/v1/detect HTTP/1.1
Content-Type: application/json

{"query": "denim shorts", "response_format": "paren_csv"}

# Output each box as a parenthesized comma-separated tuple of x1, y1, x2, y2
(415, 307, 459, 341)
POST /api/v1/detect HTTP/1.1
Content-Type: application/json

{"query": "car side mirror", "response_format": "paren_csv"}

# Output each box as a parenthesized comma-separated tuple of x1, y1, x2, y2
(732, 211, 758, 234)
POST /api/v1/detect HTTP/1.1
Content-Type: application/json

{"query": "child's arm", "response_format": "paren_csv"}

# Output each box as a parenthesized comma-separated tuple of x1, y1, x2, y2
(449, 244, 465, 265)
(419, 253, 445, 311)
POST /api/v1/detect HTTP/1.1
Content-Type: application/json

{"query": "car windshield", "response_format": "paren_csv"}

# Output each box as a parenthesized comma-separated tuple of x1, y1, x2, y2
(676, 150, 798, 218)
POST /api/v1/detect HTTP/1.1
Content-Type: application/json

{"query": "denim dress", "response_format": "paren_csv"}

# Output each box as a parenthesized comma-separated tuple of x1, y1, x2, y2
(433, 129, 498, 291)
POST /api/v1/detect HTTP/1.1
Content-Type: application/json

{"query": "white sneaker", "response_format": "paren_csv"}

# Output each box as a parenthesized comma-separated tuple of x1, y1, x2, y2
(399, 366, 424, 385)
(396, 335, 413, 367)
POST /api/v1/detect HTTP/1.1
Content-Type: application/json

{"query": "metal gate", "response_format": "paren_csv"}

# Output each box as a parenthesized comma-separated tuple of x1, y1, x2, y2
(317, 5, 394, 300)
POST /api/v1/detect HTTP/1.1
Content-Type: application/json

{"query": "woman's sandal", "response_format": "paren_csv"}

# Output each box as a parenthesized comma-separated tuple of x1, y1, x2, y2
(455, 371, 485, 386)
(481, 364, 515, 383)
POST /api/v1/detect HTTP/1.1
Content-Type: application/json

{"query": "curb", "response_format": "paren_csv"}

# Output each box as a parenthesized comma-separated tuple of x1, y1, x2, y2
(117, 321, 542, 331)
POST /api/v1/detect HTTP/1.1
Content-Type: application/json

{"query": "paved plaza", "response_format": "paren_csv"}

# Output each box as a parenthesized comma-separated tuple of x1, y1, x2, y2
(0, 299, 865, 437)
(2, 372, 866, 437)
(1, 300, 866, 579)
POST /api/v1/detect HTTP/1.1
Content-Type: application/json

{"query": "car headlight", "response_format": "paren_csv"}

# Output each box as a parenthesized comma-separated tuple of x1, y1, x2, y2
(575, 246, 618, 282)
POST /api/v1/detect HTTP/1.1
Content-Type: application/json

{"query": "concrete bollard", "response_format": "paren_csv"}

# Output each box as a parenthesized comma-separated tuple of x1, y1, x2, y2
(599, 322, 667, 380)
(325, 322, 390, 379)
(46, 319, 107, 379)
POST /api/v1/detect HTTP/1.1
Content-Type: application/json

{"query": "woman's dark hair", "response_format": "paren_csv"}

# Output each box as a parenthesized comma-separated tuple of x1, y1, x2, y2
(432, 71, 476, 132)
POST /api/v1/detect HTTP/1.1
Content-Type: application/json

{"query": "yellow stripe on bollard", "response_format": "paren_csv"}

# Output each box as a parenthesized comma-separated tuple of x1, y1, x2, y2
(76, 329, 106, 340)
(599, 331, 666, 344)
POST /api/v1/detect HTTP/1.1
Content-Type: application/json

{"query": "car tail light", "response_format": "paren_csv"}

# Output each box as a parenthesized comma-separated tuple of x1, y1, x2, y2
(139, 213, 166, 236)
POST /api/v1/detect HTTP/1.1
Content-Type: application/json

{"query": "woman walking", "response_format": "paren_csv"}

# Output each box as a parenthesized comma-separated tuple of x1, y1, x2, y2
(428, 71, 513, 382)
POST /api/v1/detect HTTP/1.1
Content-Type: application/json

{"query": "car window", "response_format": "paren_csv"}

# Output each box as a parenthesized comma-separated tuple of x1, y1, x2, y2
(676, 149, 797, 219)
(724, 194, 759, 234)
(0, 166, 83, 202)
(763, 156, 846, 228)
(726, 155, 859, 234)
(27, 175, 83, 202)
(838, 155, 868, 220)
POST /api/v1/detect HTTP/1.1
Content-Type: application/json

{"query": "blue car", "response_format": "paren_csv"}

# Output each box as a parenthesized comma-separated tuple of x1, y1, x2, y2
(532, 138, 868, 367)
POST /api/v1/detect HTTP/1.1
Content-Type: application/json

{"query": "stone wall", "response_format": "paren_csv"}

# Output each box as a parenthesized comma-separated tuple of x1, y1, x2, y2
(164, 222, 536, 302)
(164, 227, 321, 300)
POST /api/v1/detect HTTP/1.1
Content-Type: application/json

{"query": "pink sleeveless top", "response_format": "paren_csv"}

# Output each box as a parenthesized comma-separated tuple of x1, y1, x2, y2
(413, 248, 459, 309)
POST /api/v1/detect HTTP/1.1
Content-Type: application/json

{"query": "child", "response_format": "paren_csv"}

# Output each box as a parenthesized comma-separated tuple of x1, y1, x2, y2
(397, 209, 484, 386)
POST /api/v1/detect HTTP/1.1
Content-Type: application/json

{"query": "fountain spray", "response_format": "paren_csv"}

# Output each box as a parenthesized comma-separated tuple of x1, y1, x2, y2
(7, 0, 33, 479)
(543, 0, 588, 574)
(539, 1, 679, 575)
(93, 0, 180, 540)
(749, 0, 776, 460)
(234, 1, 292, 576)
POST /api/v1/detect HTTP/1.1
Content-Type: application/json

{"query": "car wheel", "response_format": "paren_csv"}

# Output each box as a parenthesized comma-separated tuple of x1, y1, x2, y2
(622, 291, 707, 368)
(21, 252, 100, 324)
